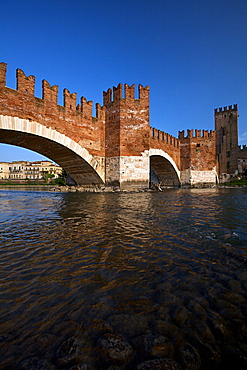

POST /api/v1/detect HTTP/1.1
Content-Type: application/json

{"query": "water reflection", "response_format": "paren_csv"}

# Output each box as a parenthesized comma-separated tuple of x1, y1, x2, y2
(0, 188, 247, 369)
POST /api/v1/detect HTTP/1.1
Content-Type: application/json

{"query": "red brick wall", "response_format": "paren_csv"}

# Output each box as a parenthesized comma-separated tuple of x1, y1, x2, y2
(179, 129, 216, 171)
(215, 105, 238, 175)
(150, 128, 180, 169)
(104, 83, 150, 158)
(0, 63, 105, 158)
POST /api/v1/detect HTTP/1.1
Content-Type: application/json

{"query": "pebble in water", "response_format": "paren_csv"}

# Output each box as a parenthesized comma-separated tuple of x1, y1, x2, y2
(136, 358, 182, 370)
(98, 333, 134, 365)
(56, 336, 91, 367)
(17, 357, 50, 370)
(177, 342, 201, 370)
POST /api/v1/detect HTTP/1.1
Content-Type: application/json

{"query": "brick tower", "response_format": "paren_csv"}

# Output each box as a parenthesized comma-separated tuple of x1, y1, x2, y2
(214, 105, 238, 177)
(103, 83, 150, 189)
(178, 129, 217, 185)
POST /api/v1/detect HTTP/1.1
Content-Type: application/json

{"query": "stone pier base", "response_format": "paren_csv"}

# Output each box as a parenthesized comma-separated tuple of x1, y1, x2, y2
(106, 153, 150, 190)
(180, 169, 217, 187)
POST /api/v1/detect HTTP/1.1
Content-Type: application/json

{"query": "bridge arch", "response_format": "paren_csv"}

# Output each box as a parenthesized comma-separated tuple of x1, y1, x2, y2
(0, 115, 105, 185)
(149, 148, 180, 186)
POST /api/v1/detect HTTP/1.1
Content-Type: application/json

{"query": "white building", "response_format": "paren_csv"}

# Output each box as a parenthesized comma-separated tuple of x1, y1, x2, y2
(0, 162, 11, 179)
(0, 160, 63, 181)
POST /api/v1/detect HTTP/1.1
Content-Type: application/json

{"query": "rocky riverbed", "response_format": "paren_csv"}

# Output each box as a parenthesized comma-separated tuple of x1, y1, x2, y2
(8, 242, 247, 369)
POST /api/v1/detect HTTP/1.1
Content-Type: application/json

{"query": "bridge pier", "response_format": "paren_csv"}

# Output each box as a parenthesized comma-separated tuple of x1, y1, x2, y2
(105, 153, 150, 190)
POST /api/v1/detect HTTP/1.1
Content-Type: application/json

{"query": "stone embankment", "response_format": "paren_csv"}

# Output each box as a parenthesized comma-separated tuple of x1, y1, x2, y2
(50, 183, 218, 193)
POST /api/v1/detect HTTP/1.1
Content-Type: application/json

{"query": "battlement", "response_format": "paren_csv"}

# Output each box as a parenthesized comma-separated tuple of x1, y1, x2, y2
(178, 129, 215, 139)
(151, 127, 179, 147)
(78, 97, 93, 117)
(0, 63, 106, 121)
(239, 145, 247, 151)
(17, 68, 35, 96)
(0, 62, 7, 87)
(214, 104, 238, 114)
(103, 83, 150, 105)
(42, 79, 58, 105)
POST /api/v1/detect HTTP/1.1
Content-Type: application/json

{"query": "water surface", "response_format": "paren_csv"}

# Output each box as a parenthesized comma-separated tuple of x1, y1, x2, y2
(0, 188, 247, 369)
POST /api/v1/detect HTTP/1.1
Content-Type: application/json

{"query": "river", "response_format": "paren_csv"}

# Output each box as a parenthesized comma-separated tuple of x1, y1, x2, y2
(0, 188, 247, 369)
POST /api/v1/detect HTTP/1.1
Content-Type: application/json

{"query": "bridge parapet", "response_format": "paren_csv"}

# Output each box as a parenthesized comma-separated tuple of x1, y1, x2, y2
(151, 127, 179, 147)
(0, 63, 105, 158)
(150, 127, 180, 169)
(178, 129, 215, 139)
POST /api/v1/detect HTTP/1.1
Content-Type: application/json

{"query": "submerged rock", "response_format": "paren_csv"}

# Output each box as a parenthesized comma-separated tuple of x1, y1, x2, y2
(136, 358, 182, 369)
(17, 357, 50, 370)
(177, 342, 201, 370)
(56, 336, 88, 367)
(98, 333, 134, 365)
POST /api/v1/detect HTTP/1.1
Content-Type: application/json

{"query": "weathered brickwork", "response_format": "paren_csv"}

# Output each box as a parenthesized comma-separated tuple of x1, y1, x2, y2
(214, 105, 238, 177)
(0, 63, 105, 160)
(103, 83, 151, 188)
(179, 129, 217, 185)
(150, 127, 180, 168)
(0, 62, 241, 188)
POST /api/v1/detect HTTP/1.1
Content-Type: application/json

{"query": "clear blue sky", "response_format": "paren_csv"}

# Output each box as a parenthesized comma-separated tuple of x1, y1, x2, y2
(1, 0, 247, 162)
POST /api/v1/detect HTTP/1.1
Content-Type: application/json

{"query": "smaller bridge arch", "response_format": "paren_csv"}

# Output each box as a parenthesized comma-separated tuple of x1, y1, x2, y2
(0, 115, 105, 185)
(149, 148, 180, 187)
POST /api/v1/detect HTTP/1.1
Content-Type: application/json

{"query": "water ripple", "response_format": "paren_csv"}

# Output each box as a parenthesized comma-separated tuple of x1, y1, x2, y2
(0, 188, 247, 368)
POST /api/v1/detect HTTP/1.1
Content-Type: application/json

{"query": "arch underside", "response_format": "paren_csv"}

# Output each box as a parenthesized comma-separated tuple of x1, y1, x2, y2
(0, 129, 104, 185)
(150, 155, 180, 186)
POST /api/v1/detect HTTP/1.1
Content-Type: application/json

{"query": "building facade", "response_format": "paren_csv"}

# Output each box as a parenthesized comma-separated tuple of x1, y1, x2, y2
(0, 160, 62, 181)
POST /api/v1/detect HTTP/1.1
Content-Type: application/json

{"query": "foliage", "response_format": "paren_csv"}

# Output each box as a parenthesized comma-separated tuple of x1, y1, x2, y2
(222, 178, 247, 186)
(53, 177, 66, 186)
(41, 171, 55, 183)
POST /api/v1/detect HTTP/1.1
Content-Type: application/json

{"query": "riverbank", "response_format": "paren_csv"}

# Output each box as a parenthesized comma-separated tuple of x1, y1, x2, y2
(0, 182, 246, 193)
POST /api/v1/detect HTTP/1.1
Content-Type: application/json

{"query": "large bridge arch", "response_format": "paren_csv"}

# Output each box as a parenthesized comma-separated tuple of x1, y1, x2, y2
(0, 115, 105, 185)
(149, 148, 180, 186)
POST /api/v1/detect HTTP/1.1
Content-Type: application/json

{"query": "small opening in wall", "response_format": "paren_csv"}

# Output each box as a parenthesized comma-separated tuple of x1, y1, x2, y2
(196, 144, 200, 147)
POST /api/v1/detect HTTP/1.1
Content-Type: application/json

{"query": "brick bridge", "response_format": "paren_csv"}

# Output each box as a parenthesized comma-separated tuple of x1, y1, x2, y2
(0, 63, 217, 189)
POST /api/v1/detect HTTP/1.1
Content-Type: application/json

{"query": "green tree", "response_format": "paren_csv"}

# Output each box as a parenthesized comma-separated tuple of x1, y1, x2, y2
(54, 169, 67, 186)
(42, 171, 55, 183)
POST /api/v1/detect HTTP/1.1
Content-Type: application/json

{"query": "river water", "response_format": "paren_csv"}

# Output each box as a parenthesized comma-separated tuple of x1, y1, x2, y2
(0, 188, 247, 369)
